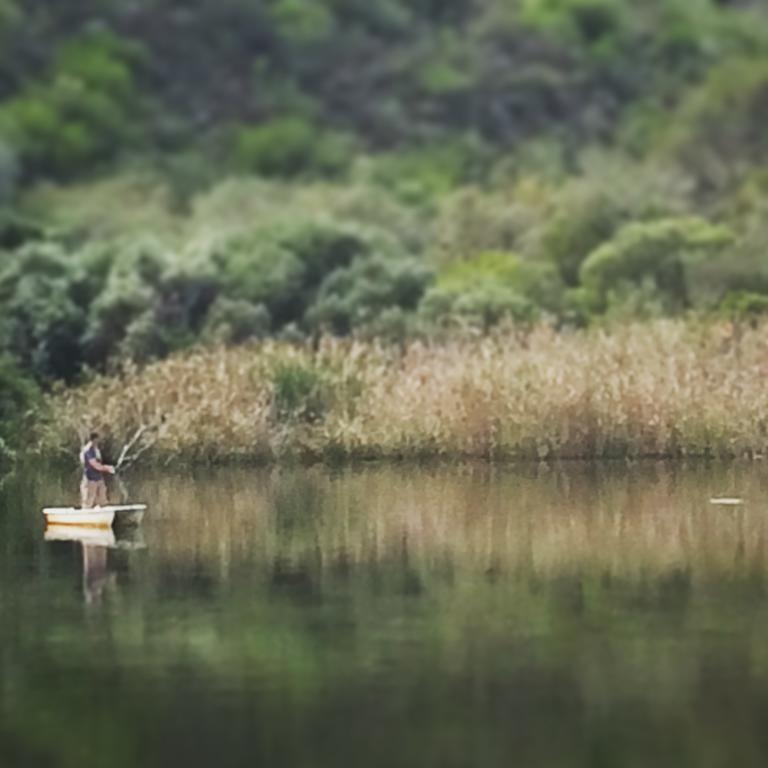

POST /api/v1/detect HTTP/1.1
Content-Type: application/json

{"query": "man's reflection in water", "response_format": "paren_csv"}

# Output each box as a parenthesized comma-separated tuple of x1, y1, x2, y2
(45, 526, 145, 604)
(81, 544, 112, 605)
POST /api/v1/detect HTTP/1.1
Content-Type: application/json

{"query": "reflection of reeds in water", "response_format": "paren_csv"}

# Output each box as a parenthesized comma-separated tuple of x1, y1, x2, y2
(41, 321, 768, 463)
(136, 465, 768, 582)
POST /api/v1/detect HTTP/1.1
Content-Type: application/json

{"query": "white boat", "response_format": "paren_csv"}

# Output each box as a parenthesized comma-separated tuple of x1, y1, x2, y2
(44, 525, 117, 546)
(42, 504, 147, 528)
(43, 507, 115, 527)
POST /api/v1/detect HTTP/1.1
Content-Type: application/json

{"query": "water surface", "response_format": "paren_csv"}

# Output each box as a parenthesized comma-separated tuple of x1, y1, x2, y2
(2, 462, 768, 767)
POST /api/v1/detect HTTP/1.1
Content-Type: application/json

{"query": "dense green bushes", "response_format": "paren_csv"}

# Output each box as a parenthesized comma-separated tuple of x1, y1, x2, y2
(0, 33, 142, 177)
(579, 217, 733, 313)
(0, 355, 39, 460)
(234, 118, 353, 178)
(1, 1, 768, 391)
(0, 199, 432, 379)
(1, 154, 766, 386)
(422, 252, 561, 328)
(2, 0, 765, 182)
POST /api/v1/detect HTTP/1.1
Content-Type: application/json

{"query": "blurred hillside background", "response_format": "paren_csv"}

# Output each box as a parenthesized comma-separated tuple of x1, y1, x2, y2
(3, 0, 768, 428)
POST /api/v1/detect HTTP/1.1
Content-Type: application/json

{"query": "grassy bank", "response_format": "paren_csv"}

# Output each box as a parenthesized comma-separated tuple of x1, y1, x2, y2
(37, 320, 768, 465)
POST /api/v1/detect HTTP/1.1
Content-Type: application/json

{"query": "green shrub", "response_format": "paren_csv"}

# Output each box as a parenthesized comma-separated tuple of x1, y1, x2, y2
(719, 291, 768, 320)
(579, 216, 733, 313)
(234, 118, 353, 177)
(270, 360, 328, 422)
(0, 436, 14, 473)
(369, 139, 486, 205)
(656, 58, 768, 191)
(82, 239, 217, 366)
(534, 158, 694, 285)
(0, 355, 39, 448)
(82, 268, 153, 365)
(203, 298, 271, 344)
(0, 236, 214, 378)
(685, 234, 768, 309)
(120, 309, 168, 363)
(357, 306, 421, 342)
(216, 236, 305, 317)
(0, 140, 18, 202)
(0, 0, 19, 38)
(421, 251, 562, 328)
(421, 283, 539, 329)
(307, 254, 433, 334)
(0, 241, 87, 380)
(0, 32, 142, 176)
(417, 30, 473, 96)
(79, 239, 174, 365)
(443, 250, 561, 306)
(23, 173, 179, 241)
(212, 219, 370, 326)
(539, 189, 621, 286)
(431, 185, 548, 264)
(521, 0, 626, 51)
(437, 250, 562, 307)
(270, 0, 336, 44)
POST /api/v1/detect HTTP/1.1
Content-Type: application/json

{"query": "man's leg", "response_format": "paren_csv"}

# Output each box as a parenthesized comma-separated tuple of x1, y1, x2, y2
(81, 479, 93, 509)
(95, 480, 109, 507)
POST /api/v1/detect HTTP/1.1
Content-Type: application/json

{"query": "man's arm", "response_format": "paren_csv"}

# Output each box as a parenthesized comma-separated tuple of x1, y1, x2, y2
(88, 457, 116, 475)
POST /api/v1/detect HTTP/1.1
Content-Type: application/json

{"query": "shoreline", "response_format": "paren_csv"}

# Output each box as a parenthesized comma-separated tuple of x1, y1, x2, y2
(35, 321, 768, 468)
(19, 451, 768, 487)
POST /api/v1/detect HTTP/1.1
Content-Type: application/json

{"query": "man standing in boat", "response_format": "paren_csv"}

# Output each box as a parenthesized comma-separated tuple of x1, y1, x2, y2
(80, 432, 115, 508)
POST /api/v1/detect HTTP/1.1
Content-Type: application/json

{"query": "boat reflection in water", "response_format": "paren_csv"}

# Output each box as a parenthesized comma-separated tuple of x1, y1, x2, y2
(44, 524, 146, 604)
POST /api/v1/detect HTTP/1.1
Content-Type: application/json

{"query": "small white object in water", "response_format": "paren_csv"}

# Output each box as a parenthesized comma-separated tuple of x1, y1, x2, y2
(709, 497, 744, 506)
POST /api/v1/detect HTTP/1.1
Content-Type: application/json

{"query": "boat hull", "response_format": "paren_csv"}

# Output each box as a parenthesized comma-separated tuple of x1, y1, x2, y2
(43, 508, 115, 527)
(42, 504, 147, 529)
(44, 525, 117, 546)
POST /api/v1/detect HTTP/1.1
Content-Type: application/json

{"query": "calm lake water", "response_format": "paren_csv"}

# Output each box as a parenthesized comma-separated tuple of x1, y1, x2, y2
(3, 462, 768, 767)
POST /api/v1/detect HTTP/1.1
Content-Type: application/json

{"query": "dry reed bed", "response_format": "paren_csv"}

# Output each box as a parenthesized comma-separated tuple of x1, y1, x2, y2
(41, 320, 768, 463)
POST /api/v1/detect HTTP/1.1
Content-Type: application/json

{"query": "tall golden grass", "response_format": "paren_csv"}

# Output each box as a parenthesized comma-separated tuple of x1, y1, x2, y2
(39, 319, 768, 463)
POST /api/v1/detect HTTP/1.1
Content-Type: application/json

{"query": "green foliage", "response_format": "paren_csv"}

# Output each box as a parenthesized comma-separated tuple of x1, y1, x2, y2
(521, 0, 627, 52)
(0, 241, 87, 380)
(0, 0, 764, 188)
(539, 189, 621, 287)
(421, 251, 563, 328)
(369, 140, 487, 205)
(0, 354, 39, 449)
(82, 264, 153, 364)
(211, 219, 370, 326)
(534, 158, 694, 286)
(579, 217, 733, 313)
(720, 291, 768, 320)
(0, 0, 19, 36)
(2, 0, 768, 381)
(656, 58, 768, 191)
(0, 140, 18, 203)
(430, 183, 550, 265)
(307, 254, 433, 334)
(234, 118, 353, 178)
(22, 173, 179, 241)
(0, 33, 142, 177)
(270, 360, 328, 422)
(269, 0, 336, 44)
(416, 30, 473, 96)
(203, 298, 271, 344)
(422, 284, 540, 329)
